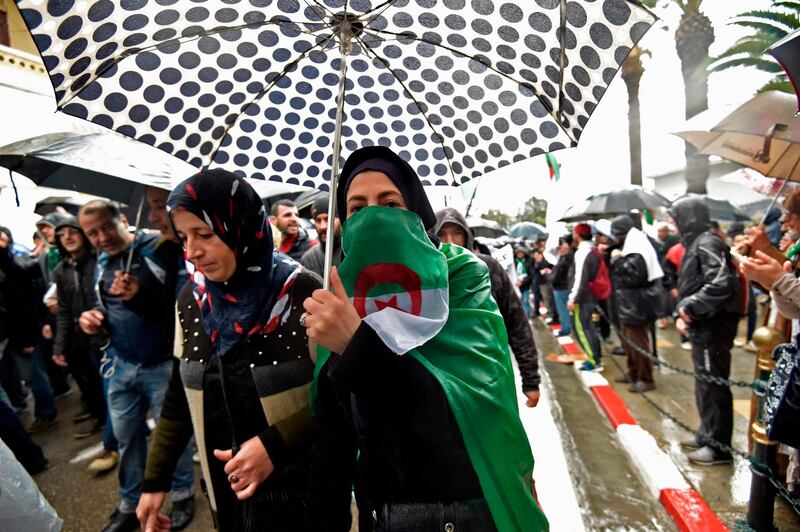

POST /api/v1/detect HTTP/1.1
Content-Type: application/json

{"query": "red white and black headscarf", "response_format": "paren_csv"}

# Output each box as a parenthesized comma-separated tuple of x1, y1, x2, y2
(167, 169, 300, 356)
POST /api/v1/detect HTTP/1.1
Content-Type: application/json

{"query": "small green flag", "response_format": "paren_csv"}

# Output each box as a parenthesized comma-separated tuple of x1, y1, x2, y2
(314, 206, 549, 531)
(545, 153, 560, 182)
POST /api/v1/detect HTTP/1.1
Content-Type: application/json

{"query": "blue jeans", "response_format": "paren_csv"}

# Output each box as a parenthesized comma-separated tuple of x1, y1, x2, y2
(92, 351, 118, 452)
(10, 344, 56, 421)
(107, 357, 194, 512)
(553, 290, 572, 335)
(520, 289, 531, 318)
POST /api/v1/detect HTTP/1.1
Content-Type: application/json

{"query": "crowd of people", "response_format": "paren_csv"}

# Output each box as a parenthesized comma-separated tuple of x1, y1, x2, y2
(1, 146, 798, 530)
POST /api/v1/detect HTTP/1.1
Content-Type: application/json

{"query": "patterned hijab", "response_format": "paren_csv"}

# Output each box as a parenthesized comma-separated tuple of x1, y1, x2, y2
(167, 169, 300, 356)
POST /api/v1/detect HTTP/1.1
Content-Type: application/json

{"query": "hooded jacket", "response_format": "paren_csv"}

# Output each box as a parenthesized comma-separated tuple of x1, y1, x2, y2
(764, 206, 784, 249)
(0, 228, 47, 348)
(610, 216, 658, 325)
(51, 216, 97, 357)
(433, 208, 540, 391)
(668, 197, 737, 330)
(36, 211, 71, 284)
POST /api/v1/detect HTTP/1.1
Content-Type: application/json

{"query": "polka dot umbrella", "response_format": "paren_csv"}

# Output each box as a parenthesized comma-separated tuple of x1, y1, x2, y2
(16, 0, 656, 284)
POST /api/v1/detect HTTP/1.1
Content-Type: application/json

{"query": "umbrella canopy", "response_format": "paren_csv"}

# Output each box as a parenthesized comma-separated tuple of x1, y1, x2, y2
(0, 131, 194, 203)
(559, 187, 668, 221)
(467, 217, 507, 239)
(16, 0, 656, 190)
(767, 28, 800, 113)
(673, 194, 750, 223)
(508, 221, 548, 240)
(34, 193, 108, 216)
(675, 91, 800, 181)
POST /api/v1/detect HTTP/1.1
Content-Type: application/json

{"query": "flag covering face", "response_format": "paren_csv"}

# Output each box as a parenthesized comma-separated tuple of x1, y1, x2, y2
(338, 206, 449, 355)
(313, 205, 548, 531)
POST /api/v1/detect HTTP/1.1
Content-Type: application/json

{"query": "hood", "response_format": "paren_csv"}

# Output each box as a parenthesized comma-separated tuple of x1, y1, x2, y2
(37, 211, 73, 229)
(764, 206, 782, 225)
(668, 197, 711, 245)
(54, 215, 90, 259)
(433, 208, 473, 250)
(0, 226, 13, 249)
(610, 214, 635, 242)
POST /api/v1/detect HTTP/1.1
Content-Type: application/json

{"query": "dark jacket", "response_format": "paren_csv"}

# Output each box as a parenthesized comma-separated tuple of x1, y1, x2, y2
(550, 250, 574, 291)
(300, 237, 342, 278)
(307, 324, 483, 532)
(280, 228, 316, 261)
(668, 198, 738, 340)
(764, 206, 783, 249)
(479, 253, 540, 391)
(52, 216, 97, 357)
(432, 209, 540, 391)
(95, 233, 177, 365)
(0, 244, 47, 349)
(144, 272, 320, 530)
(569, 241, 601, 304)
(610, 251, 653, 326)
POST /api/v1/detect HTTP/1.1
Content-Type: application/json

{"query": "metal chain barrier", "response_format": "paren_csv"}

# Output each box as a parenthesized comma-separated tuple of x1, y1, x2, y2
(590, 308, 800, 517)
(596, 306, 756, 389)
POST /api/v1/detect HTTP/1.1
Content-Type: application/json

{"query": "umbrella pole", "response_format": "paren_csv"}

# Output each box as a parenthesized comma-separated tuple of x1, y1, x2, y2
(322, 27, 352, 290)
(758, 175, 790, 226)
(125, 193, 145, 274)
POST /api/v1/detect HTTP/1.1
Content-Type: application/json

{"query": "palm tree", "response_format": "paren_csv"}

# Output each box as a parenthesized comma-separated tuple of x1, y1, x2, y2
(674, 0, 715, 194)
(710, 1, 800, 94)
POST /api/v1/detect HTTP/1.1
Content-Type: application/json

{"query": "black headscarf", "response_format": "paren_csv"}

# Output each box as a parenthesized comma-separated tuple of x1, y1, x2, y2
(336, 146, 436, 229)
(167, 169, 301, 356)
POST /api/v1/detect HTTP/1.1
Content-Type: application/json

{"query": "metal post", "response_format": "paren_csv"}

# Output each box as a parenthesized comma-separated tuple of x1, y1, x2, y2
(747, 325, 782, 532)
(322, 20, 351, 290)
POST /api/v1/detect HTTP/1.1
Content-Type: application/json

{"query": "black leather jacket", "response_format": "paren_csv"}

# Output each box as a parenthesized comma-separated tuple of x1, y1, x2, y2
(669, 198, 737, 328)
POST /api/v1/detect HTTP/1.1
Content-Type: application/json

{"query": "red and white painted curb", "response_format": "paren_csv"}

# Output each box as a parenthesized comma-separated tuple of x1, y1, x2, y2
(547, 323, 729, 532)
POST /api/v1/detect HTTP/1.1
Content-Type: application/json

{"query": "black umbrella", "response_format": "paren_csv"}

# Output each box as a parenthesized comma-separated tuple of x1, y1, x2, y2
(674, 194, 750, 222)
(767, 28, 800, 114)
(0, 131, 193, 203)
(35, 194, 98, 216)
(467, 217, 507, 239)
(559, 187, 668, 222)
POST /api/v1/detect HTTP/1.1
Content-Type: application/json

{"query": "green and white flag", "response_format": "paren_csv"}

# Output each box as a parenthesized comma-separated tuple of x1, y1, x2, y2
(314, 206, 549, 531)
(337, 207, 449, 354)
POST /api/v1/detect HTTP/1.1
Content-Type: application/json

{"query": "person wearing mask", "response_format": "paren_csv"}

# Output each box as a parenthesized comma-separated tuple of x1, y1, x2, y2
(270, 200, 316, 260)
(304, 146, 547, 531)
(550, 235, 574, 337)
(137, 170, 320, 531)
(668, 197, 739, 466)
(301, 195, 343, 277)
(514, 246, 533, 318)
(0, 227, 58, 433)
(51, 216, 107, 440)
(609, 215, 664, 393)
(568, 223, 604, 372)
(77, 200, 195, 532)
(434, 207, 541, 407)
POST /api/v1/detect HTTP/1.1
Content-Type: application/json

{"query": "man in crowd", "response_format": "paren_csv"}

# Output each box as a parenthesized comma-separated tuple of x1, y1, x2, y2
(0, 227, 58, 433)
(270, 199, 316, 260)
(609, 215, 663, 393)
(434, 208, 541, 407)
(301, 195, 342, 277)
(77, 200, 194, 532)
(567, 223, 604, 372)
(531, 248, 556, 324)
(668, 197, 738, 466)
(51, 215, 106, 440)
(514, 246, 533, 318)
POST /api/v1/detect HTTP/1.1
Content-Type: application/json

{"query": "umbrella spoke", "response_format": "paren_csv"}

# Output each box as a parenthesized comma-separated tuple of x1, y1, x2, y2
(59, 17, 330, 108)
(353, 32, 458, 185)
(360, 0, 399, 28)
(362, 27, 575, 146)
(205, 32, 338, 169)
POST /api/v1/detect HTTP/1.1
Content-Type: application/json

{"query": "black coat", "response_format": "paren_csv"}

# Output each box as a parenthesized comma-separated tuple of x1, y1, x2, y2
(52, 252, 97, 357)
(478, 253, 539, 391)
(306, 324, 483, 532)
(610, 253, 656, 326)
(0, 249, 47, 349)
(550, 251, 574, 291)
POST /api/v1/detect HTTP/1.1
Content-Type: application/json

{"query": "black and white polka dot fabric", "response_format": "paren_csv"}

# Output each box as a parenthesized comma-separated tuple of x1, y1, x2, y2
(16, 0, 655, 189)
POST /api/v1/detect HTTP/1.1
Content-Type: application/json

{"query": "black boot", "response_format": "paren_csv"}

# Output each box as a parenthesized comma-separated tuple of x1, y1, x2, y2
(169, 495, 195, 531)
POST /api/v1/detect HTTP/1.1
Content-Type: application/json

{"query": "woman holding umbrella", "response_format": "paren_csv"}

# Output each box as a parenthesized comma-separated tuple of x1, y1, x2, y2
(303, 146, 546, 531)
(136, 170, 321, 531)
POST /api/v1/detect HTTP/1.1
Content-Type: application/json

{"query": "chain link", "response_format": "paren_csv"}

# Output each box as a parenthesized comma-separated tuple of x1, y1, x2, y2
(595, 320, 800, 517)
(596, 306, 756, 389)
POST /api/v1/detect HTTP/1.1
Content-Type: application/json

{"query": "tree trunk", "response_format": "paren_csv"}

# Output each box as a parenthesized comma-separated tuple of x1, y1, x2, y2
(622, 46, 645, 187)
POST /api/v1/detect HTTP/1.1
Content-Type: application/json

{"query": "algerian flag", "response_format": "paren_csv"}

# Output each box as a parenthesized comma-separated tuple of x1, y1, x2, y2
(337, 206, 449, 354)
(314, 206, 549, 531)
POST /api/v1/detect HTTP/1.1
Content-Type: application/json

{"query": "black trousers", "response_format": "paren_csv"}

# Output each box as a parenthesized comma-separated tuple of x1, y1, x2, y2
(0, 392, 46, 472)
(689, 316, 738, 449)
(67, 349, 106, 421)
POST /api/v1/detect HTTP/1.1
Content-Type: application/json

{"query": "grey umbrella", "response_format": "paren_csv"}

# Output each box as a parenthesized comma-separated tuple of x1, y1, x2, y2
(559, 187, 668, 221)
